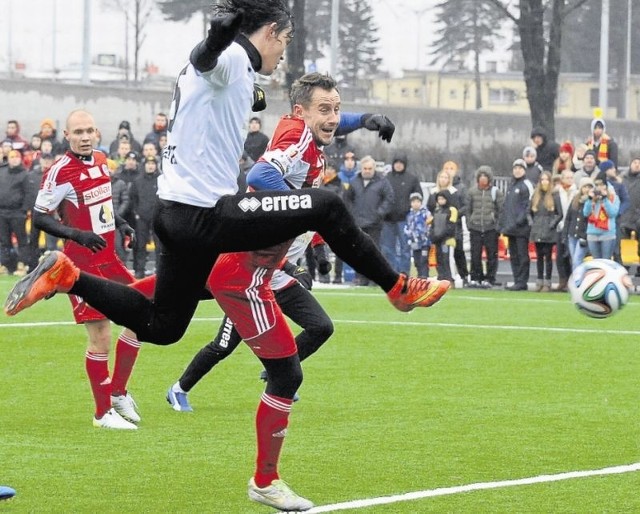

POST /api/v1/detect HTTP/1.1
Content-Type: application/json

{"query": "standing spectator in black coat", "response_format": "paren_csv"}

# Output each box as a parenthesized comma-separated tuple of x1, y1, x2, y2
(109, 160, 132, 265)
(530, 126, 560, 171)
(243, 117, 270, 162)
(0, 150, 30, 274)
(344, 155, 394, 285)
(25, 153, 56, 269)
(499, 159, 534, 291)
(619, 157, 640, 276)
(380, 155, 422, 274)
(129, 156, 162, 279)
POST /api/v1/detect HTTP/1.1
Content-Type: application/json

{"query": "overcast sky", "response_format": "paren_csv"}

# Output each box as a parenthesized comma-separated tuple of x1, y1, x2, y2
(1, 0, 443, 79)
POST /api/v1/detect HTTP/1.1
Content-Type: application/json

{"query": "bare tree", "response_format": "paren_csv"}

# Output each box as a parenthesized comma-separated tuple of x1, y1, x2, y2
(487, 0, 590, 139)
(103, 0, 156, 83)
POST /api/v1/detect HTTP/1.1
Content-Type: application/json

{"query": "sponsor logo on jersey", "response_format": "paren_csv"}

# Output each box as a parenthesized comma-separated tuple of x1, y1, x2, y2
(88, 200, 115, 235)
(238, 194, 313, 213)
(83, 183, 112, 205)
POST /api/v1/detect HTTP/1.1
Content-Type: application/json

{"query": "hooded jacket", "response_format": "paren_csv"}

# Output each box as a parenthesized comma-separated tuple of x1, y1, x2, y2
(587, 118, 618, 166)
(466, 167, 504, 232)
(384, 155, 422, 222)
(530, 126, 559, 170)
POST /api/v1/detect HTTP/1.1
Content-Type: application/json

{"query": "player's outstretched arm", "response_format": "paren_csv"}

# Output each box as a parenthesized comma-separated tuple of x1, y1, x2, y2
(336, 112, 396, 142)
(190, 10, 245, 72)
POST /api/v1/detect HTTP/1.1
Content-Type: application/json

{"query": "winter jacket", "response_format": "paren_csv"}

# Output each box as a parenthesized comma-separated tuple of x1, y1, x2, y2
(431, 199, 457, 246)
(466, 168, 504, 233)
(344, 172, 394, 230)
(498, 175, 534, 237)
(130, 170, 160, 222)
(530, 127, 560, 170)
(620, 170, 640, 231)
(384, 164, 422, 222)
(404, 207, 431, 250)
(583, 189, 620, 238)
(562, 198, 588, 242)
(321, 175, 343, 198)
(529, 194, 562, 243)
(0, 162, 29, 214)
(111, 175, 131, 221)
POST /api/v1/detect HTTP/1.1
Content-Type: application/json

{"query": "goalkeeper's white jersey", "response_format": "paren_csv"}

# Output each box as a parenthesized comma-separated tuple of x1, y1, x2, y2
(159, 42, 254, 207)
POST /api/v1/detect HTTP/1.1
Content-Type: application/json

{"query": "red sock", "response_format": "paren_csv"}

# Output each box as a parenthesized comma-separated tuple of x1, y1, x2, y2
(110, 332, 141, 396)
(254, 393, 293, 488)
(85, 352, 111, 418)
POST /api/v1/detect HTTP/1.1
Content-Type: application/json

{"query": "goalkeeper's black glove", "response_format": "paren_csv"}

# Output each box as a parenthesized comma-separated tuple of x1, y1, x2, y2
(206, 10, 244, 52)
(313, 244, 332, 275)
(361, 113, 395, 143)
(283, 261, 313, 290)
(71, 229, 107, 253)
(118, 223, 136, 249)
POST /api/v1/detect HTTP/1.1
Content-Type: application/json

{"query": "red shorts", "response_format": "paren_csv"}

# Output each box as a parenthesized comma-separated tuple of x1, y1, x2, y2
(69, 259, 135, 324)
(207, 248, 296, 360)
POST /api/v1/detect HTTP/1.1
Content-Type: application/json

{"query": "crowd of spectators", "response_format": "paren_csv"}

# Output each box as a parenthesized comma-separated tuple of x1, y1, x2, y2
(2, 113, 639, 290)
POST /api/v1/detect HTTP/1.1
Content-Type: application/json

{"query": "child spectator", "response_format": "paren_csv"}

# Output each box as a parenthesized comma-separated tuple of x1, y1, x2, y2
(404, 192, 432, 278)
(430, 190, 457, 282)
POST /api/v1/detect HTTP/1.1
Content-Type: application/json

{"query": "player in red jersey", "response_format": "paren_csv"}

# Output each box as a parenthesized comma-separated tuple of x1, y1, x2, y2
(30, 109, 142, 429)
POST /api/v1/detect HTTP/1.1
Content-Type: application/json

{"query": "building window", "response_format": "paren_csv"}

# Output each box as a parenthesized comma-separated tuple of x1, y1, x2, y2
(414, 88, 421, 97)
(449, 89, 458, 100)
(488, 88, 518, 105)
(590, 88, 618, 107)
(401, 88, 409, 97)
(486, 61, 497, 73)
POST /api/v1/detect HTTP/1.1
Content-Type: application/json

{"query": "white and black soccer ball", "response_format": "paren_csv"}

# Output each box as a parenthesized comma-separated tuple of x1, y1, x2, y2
(568, 259, 633, 318)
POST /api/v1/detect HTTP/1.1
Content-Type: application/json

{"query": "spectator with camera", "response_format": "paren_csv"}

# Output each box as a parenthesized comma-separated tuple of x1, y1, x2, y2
(584, 171, 620, 260)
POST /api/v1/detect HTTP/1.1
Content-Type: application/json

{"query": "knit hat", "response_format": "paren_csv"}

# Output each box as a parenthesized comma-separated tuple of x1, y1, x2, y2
(125, 151, 138, 160)
(144, 155, 157, 164)
(579, 177, 594, 188)
(523, 146, 537, 158)
(598, 160, 615, 173)
(512, 158, 526, 169)
(559, 141, 574, 156)
(40, 118, 55, 129)
(583, 150, 597, 160)
(119, 120, 131, 130)
(409, 192, 423, 202)
(8, 149, 21, 159)
(594, 170, 607, 184)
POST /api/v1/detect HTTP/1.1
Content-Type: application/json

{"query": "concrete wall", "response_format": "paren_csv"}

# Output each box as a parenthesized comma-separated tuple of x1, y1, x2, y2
(3, 78, 640, 176)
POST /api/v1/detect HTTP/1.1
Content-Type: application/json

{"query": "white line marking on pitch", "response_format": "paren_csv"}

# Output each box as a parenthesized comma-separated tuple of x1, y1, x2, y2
(1, 317, 639, 336)
(305, 462, 640, 513)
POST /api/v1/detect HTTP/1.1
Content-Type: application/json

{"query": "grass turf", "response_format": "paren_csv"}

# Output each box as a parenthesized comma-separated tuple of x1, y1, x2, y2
(0, 279, 638, 512)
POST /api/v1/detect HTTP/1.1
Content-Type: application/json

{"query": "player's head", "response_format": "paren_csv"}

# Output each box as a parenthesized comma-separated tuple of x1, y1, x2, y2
(64, 109, 97, 157)
(290, 72, 340, 147)
(213, 0, 293, 76)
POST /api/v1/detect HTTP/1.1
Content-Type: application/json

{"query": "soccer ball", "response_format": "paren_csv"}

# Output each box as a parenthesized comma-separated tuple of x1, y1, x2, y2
(568, 259, 633, 318)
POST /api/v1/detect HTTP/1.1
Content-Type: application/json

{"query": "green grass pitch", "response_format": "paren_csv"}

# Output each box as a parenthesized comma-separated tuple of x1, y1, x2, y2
(0, 277, 638, 513)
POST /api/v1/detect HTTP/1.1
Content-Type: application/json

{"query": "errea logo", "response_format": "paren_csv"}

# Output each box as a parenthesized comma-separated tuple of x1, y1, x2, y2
(238, 197, 262, 212)
(238, 194, 313, 213)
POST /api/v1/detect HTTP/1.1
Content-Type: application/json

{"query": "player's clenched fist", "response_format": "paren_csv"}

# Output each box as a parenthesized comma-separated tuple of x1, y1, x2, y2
(206, 9, 245, 52)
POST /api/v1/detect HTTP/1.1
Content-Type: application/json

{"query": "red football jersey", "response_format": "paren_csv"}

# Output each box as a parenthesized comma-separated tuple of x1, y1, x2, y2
(259, 115, 325, 189)
(34, 151, 117, 266)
